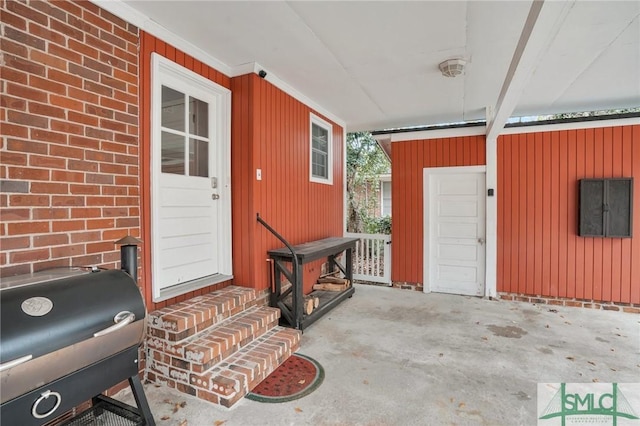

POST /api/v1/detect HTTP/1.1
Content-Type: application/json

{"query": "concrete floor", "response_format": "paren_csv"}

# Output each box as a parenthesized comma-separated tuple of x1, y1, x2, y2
(116, 284, 639, 426)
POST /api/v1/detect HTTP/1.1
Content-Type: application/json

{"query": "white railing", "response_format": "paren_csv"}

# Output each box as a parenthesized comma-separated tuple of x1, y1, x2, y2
(345, 232, 391, 285)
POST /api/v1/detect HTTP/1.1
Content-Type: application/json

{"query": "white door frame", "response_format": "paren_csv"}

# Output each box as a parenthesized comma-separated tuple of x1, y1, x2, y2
(151, 53, 233, 302)
(423, 165, 495, 297)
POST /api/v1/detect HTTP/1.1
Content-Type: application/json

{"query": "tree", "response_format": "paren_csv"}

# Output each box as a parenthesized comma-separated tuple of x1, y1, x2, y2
(346, 132, 390, 233)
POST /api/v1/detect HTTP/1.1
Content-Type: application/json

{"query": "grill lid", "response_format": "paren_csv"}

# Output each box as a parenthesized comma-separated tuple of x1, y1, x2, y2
(0, 268, 146, 365)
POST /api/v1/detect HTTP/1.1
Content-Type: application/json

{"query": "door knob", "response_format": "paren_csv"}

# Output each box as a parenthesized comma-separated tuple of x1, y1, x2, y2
(211, 194, 220, 200)
(477, 238, 485, 245)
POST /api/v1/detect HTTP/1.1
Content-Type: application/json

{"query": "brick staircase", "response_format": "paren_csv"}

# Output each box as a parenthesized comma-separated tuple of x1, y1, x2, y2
(145, 286, 301, 407)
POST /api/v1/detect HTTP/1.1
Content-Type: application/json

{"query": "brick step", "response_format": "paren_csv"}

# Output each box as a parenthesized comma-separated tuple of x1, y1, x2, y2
(191, 327, 301, 407)
(147, 286, 258, 341)
(147, 305, 281, 373)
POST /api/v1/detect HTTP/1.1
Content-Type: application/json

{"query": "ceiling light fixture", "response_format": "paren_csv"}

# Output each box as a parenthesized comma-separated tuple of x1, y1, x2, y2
(439, 58, 466, 78)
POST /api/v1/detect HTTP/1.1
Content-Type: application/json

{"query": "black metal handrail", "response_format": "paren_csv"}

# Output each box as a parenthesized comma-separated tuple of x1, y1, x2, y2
(256, 213, 302, 327)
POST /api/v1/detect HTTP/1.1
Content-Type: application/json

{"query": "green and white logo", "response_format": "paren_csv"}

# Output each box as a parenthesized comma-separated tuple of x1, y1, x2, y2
(538, 383, 640, 425)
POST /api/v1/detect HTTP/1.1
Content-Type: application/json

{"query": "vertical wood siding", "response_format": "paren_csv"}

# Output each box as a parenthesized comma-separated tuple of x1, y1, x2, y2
(497, 125, 640, 304)
(391, 136, 486, 284)
(231, 74, 344, 294)
(139, 31, 231, 309)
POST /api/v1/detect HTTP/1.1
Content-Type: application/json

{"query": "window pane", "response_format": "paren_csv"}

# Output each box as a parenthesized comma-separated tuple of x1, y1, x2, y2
(312, 150, 327, 179)
(189, 96, 209, 137)
(312, 124, 328, 152)
(161, 131, 185, 174)
(189, 138, 208, 177)
(162, 86, 185, 131)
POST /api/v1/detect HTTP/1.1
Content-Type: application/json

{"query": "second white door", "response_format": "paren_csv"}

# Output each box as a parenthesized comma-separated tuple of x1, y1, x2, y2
(424, 167, 486, 296)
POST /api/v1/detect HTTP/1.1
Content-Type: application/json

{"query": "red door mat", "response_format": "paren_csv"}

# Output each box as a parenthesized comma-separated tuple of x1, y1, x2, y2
(246, 353, 324, 403)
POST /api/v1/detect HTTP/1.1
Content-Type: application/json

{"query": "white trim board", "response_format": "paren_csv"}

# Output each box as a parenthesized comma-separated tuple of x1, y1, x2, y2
(91, 0, 346, 129)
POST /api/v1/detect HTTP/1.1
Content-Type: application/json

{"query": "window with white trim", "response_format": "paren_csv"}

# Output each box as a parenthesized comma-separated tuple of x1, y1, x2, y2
(310, 114, 332, 184)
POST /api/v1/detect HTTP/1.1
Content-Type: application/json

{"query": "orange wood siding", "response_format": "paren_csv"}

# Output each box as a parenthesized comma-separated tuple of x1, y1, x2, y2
(391, 135, 486, 285)
(139, 31, 231, 310)
(231, 74, 344, 294)
(497, 125, 640, 304)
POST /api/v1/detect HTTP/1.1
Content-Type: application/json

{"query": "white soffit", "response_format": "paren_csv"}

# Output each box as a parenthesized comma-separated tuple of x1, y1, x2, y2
(108, 0, 638, 132)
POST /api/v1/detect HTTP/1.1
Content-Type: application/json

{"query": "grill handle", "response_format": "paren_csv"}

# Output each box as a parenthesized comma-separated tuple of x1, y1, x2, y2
(93, 311, 135, 338)
(0, 354, 33, 372)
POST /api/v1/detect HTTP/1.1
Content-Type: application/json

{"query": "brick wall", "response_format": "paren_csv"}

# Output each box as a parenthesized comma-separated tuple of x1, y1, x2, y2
(1, 0, 140, 277)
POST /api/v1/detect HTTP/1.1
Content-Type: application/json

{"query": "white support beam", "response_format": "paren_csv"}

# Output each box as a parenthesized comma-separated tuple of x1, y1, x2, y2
(486, 0, 575, 141)
(485, 106, 497, 298)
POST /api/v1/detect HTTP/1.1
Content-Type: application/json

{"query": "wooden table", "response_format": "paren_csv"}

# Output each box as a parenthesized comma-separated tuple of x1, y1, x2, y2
(268, 237, 358, 330)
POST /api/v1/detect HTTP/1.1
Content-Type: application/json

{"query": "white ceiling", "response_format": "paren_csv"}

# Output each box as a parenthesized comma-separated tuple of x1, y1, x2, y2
(119, 0, 640, 132)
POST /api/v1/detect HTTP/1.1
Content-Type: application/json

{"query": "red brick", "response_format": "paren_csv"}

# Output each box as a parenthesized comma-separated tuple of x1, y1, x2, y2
(0, 208, 30, 221)
(70, 231, 101, 243)
(84, 81, 113, 97)
(67, 87, 99, 105)
(9, 167, 49, 181)
(34, 258, 72, 272)
(56, 0, 82, 16)
(87, 196, 114, 207)
(0, 236, 30, 250)
(9, 194, 50, 207)
(30, 128, 68, 144)
(7, 139, 48, 154)
(115, 197, 138, 206)
(30, 1, 67, 22)
(3, 26, 45, 51)
(87, 219, 115, 229)
(30, 75, 67, 95)
(2, 67, 29, 85)
(50, 18, 84, 41)
(67, 38, 100, 60)
(84, 33, 114, 55)
(86, 103, 114, 119)
(69, 135, 100, 150)
(29, 155, 65, 170)
(8, 221, 49, 235)
(10, 248, 50, 264)
(6, 1, 49, 25)
(1, 9, 27, 31)
(99, 52, 126, 72)
(52, 170, 84, 183)
(51, 244, 86, 258)
(68, 111, 99, 126)
(34, 234, 70, 247)
(67, 13, 100, 37)
(70, 254, 103, 267)
(69, 62, 100, 82)
(102, 185, 127, 196)
(103, 207, 128, 217)
(70, 184, 100, 195)
(86, 241, 113, 254)
(1, 152, 28, 166)
(1, 124, 29, 139)
(31, 48, 67, 70)
(52, 195, 85, 206)
(7, 82, 47, 103)
(85, 127, 113, 140)
(50, 94, 85, 112)
(113, 68, 137, 85)
(29, 102, 66, 119)
(564, 301, 583, 307)
(33, 208, 69, 220)
(31, 182, 69, 194)
(71, 208, 101, 218)
(622, 307, 640, 314)
(102, 141, 128, 153)
(115, 176, 137, 186)
(50, 144, 84, 160)
(1, 94, 27, 111)
(85, 150, 114, 162)
(86, 173, 113, 184)
(602, 305, 620, 311)
(52, 220, 86, 232)
(68, 160, 98, 172)
(4, 54, 46, 76)
(48, 68, 82, 87)
(1, 37, 28, 58)
(100, 118, 127, 134)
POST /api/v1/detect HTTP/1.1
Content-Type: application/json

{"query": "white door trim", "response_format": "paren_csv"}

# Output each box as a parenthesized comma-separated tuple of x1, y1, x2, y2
(423, 165, 491, 296)
(151, 53, 233, 302)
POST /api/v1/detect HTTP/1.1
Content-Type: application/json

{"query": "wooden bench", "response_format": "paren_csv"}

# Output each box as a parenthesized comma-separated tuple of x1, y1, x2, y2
(268, 237, 358, 330)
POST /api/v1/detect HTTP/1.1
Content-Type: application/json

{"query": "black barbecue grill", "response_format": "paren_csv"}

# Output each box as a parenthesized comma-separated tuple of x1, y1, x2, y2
(0, 267, 155, 425)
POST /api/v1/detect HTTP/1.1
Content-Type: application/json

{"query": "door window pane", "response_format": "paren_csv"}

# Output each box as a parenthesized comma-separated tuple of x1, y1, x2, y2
(189, 138, 208, 177)
(189, 96, 209, 138)
(161, 131, 185, 174)
(162, 86, 185, 131)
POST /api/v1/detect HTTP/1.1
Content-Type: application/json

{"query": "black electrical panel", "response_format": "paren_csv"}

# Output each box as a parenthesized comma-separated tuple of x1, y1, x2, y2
(579, 178, 633, 238)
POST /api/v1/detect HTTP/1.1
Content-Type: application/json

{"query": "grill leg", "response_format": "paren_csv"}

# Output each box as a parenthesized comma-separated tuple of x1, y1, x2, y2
(128, 375, 155, 426)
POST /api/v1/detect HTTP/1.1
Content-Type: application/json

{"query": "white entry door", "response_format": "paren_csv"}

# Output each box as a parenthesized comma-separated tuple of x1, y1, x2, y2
(424, 167, 486, 296)
(151, 54, 232, 301)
